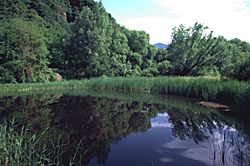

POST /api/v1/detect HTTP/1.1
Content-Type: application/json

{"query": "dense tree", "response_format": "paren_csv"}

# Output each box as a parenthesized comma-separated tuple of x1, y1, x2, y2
(167, 23, 226, 76)
(109, 24, 130, 76)
(220, 39, 250, 80)
(0, 0, 27, 19)
(63, 2, 112, 78)
(125, 30, 149, 55)
(122, 29, 154, 76)
(233, 58, 250, 81)
(0, 0, 249, 82)
(153, 47, 171, 76)
(0, 18, 54, 83)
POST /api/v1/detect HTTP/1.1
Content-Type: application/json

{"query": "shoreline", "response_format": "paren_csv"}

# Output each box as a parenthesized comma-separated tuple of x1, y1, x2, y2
(0, 76, 249, 109)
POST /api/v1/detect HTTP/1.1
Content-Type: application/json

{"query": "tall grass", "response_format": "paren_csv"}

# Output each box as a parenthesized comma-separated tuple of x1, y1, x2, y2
(87, 77, 250, 109)
(0, 80, 89, 95)
(0, 119, 86, 166)
(0, 76, 249, 108)
(0, 119, 49, 165)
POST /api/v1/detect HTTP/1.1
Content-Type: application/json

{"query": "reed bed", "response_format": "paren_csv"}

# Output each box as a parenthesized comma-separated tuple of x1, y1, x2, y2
(87, 77, 250, 109)
(0, 77, 249, 108)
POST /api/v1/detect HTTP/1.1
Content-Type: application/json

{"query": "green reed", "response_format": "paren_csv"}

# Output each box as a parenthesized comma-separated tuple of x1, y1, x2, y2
(0, 77, 249, 108)
(86, 77, 250, 109)
(0, 119, 85, 166)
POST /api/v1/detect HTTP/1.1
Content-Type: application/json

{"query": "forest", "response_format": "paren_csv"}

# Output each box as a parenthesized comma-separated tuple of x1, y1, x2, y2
(1, 0, 250, 84)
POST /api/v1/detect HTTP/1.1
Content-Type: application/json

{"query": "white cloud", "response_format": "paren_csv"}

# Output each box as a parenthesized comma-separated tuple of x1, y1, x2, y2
(123, 17, 176, 44)
(120, 0, 250, 44)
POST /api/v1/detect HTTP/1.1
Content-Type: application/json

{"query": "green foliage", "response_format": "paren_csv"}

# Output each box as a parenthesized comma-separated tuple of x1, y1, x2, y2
(0, 0, 27, 19)
(61, 1, 154, 78)
(167, 22, 226, 76)
(125, 30, 149, 55)
(141, 67, 159, 77)
(1, 0, 249, 82)
(157, 60, 172, 76)
(236, 58, 250, 81)
(225, 56, 250, 81)
(220, 39, 250, 81)
(0, 18, 54, 83)
(63, 3, 112, 78)
(155, 48, 168, 62)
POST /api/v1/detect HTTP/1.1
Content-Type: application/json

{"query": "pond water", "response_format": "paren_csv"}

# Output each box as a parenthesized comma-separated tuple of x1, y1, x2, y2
(0, 92, 249, 165)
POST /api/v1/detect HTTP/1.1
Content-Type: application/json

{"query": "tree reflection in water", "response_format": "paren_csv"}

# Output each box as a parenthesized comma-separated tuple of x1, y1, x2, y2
(0, 94, 249, 165)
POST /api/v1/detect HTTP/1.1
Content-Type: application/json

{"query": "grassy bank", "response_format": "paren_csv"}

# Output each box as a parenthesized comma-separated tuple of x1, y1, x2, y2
(0, 77, 249, 108)
(0, 80, 89, 95)
(86, 77, 250, 109)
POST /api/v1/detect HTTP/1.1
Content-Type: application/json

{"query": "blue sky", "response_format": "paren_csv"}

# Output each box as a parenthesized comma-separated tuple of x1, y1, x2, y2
(101, 0, 250, 44)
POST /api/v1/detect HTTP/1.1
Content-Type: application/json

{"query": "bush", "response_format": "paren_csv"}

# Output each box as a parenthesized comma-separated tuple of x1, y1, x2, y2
(223, 56, 250, 81)
(233, 58, 250, 81)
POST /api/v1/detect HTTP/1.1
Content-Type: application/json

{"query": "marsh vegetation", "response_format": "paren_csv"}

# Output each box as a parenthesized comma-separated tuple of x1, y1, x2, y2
(1, 77, 249, 109)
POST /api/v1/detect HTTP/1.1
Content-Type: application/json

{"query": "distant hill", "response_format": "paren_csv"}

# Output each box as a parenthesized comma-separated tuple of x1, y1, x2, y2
(154, 43, 168, 49)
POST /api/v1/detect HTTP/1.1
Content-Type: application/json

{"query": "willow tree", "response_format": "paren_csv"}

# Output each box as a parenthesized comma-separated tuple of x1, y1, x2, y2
(167, 22, 226, 76)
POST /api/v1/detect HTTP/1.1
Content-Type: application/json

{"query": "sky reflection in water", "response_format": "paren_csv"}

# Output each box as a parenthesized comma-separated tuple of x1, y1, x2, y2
(0, 94, 249, 166)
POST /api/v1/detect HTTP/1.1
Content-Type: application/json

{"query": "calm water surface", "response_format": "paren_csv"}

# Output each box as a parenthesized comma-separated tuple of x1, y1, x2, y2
(0, 93, 249, 165)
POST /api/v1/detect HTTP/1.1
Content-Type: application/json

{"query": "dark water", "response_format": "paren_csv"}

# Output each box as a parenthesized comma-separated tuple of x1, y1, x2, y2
(0, 92, 250, 165)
